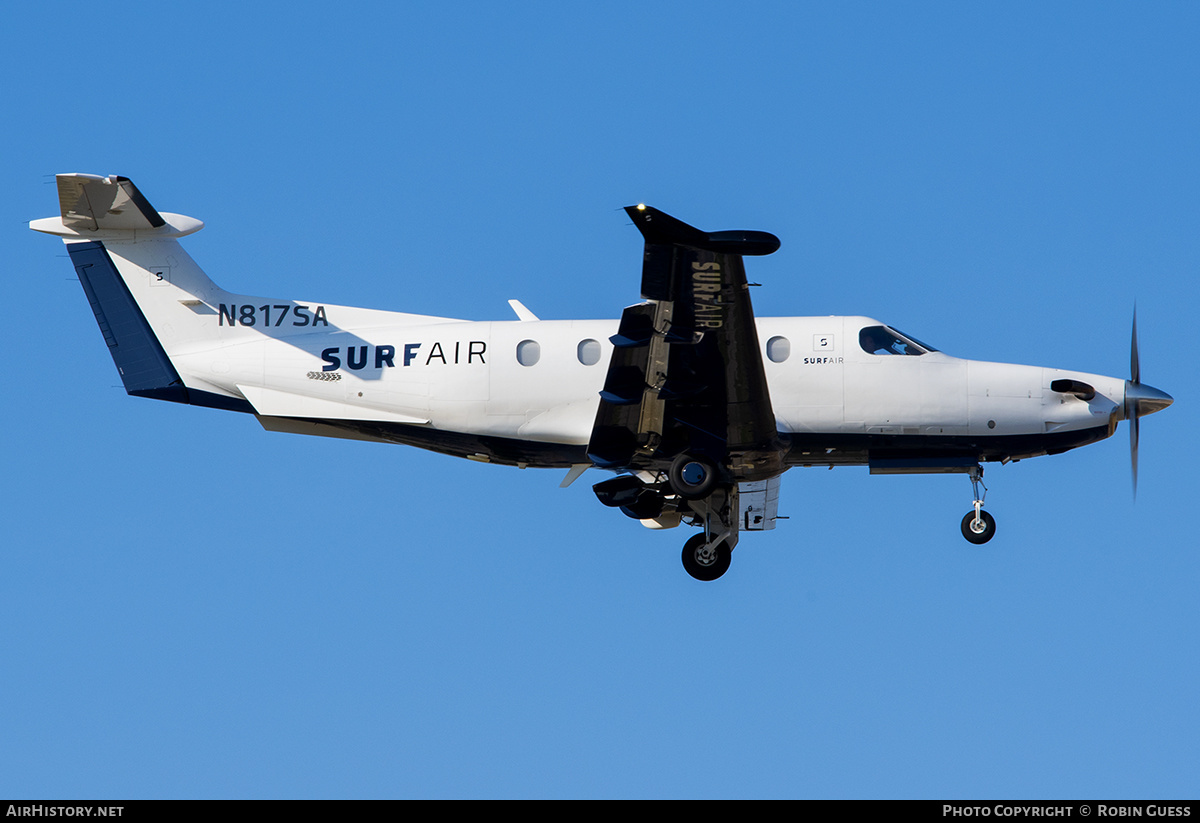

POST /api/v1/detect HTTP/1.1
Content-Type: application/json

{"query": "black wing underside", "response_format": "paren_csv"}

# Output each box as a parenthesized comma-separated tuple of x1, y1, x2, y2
(587, 206, 785, 482)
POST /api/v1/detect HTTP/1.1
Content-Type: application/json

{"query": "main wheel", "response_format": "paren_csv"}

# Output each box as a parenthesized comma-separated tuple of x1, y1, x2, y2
(960, 510, 997, 544)
(668, 453, 719, 500)
(681, 533, 731, 581)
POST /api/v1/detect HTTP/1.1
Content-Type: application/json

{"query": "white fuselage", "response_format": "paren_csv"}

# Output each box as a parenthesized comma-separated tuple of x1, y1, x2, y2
(53, 233, 1124, 468)
(169, 304, 1124, 462)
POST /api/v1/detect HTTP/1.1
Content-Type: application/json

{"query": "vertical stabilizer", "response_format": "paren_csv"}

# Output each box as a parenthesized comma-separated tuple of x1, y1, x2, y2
(31, 174, 241, 409)
(67, 241, 189, 403)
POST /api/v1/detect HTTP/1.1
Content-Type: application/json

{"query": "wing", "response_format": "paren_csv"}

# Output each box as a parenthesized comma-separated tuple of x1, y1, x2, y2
(587, 205, 785, 482)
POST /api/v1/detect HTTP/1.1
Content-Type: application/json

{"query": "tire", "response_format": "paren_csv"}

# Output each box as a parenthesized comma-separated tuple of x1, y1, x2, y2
(960, 510, 996, 544)
(681, 533, 732, 581)
(668, 453, 719, 500)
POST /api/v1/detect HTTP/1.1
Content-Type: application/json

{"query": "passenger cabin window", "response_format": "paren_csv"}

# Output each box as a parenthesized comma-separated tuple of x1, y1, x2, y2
(516, 339, 541, 366)
(858, 325, 932, 356)
(577, 339, 601, 366)
(766, 336, 790, 363)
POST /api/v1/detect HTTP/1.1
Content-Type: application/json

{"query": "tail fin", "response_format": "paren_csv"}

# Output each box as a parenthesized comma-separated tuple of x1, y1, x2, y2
(32, 174, 246, 410)
(63, 240, 190, 403)
(33, 174, 436, 416)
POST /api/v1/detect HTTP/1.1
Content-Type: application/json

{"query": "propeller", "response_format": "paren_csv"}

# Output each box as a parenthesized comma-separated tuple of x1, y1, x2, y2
(1123, 306, 1174, 497)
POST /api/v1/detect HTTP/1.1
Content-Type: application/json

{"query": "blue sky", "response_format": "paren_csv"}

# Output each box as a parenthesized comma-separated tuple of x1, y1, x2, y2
(2, 2, 1197, 799)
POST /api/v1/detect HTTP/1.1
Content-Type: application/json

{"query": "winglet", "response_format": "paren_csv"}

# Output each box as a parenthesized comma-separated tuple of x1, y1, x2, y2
(625, 204, 780, 256)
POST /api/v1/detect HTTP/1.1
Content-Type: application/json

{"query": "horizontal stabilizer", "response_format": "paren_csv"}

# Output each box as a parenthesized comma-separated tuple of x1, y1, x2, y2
(237, 385, 430, 425)
(30, 174, 204, 238)
(59, 174, 164, 230)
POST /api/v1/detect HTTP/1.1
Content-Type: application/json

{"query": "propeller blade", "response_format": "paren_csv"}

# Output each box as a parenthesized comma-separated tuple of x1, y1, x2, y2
(1123, 305, 1172, 499)
(1130, 307, 1140, 385)
(1130, 409, 1139, 499)
(1129, 306, 1139, 497)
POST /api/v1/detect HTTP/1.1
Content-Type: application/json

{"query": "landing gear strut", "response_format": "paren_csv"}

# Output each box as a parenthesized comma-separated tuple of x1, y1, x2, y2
(594, 466, 741, 580)
(679, 485, 738, 580)
(960, 465, 996, 544)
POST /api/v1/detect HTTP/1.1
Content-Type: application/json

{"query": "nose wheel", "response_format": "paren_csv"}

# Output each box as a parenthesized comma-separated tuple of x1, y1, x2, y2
(961, 509, 996, 543)
(960, 465, 996, 544)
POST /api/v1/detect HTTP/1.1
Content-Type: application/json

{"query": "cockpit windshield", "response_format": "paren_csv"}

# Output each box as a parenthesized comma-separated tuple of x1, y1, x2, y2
(858, 325, 938, 356)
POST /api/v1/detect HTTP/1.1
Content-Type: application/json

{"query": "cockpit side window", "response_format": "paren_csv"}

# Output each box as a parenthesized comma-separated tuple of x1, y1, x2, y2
(858, 325, 931, 356)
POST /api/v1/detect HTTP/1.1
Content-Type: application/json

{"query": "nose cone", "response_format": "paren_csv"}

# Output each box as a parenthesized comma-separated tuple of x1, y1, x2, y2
(1125, 380, 1174, 418)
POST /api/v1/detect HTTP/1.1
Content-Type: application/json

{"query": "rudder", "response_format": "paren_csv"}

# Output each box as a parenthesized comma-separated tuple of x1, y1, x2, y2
(67, 240, 189, 403)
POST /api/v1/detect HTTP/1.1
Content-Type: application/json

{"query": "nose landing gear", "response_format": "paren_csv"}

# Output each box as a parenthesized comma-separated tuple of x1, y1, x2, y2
(960, 465, 996, 544)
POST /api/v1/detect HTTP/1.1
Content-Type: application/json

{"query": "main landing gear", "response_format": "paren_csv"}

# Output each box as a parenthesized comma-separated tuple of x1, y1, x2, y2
(667, 453, 737, 580)
(960, 465, 996, 544)
(592, 452, 740, 581)
(668, 452, 719, 500)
